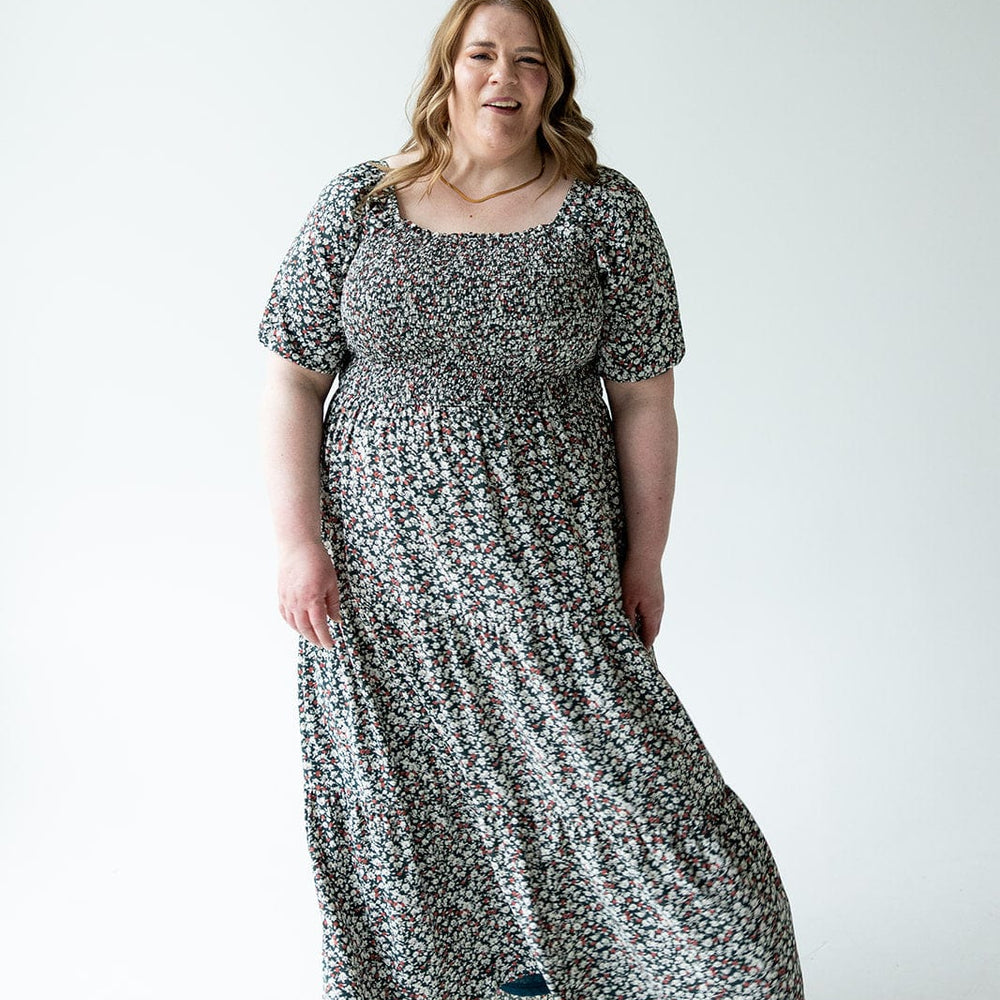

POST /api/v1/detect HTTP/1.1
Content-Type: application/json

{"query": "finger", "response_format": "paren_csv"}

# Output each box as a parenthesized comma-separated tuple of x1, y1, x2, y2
(290, 608, 324, 649)
(305, 602, 336, 649)
(642, 609, 663, 648)
(280, 602, 302, 635)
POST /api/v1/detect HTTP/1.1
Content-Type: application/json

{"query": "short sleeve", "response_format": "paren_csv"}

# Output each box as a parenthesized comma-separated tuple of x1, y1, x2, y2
(257, 163, 379, 375)
(594, 168, 686, 381)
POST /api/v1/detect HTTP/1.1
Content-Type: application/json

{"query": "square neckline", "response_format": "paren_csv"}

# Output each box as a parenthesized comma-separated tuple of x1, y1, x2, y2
(370, 159, 580, 238)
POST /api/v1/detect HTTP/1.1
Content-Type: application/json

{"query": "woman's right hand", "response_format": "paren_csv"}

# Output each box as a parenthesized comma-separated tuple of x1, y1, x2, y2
(277, 540, 342, 649)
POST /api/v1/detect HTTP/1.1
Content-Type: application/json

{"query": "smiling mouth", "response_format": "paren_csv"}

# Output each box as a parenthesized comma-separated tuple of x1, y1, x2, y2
(484, 100, 521, 110)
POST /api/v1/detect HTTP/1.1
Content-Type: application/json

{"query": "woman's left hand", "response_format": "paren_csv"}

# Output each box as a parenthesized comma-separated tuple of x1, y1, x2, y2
(620, 556, 665, 650)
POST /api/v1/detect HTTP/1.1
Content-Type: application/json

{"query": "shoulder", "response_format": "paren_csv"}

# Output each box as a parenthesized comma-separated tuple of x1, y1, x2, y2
(591, 163, 643, 193)
(574, 166, 673, 274)
(580, 164, 655, 217)
(310, 160, 390, 223)
(381, 150, 422, 170)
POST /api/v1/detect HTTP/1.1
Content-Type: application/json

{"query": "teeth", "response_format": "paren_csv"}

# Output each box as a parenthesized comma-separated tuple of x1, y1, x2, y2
(488, 101, 519, 108)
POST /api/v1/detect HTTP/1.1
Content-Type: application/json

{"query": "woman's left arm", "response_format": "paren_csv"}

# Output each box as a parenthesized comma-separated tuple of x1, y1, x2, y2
(603, 368, 678, 649)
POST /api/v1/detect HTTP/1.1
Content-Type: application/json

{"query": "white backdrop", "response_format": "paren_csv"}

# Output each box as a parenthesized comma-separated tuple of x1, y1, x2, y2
(2, 1, 998, 998)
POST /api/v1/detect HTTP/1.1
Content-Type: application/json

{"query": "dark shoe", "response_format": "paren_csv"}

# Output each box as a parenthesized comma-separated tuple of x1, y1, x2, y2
(499, 972, 551, 995)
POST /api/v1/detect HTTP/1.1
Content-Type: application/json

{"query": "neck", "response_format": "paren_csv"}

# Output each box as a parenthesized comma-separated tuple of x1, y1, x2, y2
(444, 141, 545, 191)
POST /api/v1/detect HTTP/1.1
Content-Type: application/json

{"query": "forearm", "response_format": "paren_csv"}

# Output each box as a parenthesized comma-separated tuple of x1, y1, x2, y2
(610, 396, 678, 567)
(260, 372, 328, 552)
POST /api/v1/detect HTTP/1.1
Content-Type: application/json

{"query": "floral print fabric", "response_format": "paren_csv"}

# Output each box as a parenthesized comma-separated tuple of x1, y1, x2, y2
(258, 160, 804, 1000)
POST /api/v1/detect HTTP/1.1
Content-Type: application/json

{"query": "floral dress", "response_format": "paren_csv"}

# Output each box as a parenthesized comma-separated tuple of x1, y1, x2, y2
(258, 159, 804, 1000)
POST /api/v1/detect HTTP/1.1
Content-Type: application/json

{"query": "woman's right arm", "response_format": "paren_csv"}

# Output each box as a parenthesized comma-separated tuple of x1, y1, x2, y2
(259, 352, 340, 649)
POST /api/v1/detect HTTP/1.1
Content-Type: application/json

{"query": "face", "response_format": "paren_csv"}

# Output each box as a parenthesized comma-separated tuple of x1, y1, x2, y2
(447, 4, 549, 158)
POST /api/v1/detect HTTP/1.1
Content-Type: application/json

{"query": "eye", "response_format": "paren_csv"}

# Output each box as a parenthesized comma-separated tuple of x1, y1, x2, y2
(519, 57, 544, 65)
(470, 52, 491, 61)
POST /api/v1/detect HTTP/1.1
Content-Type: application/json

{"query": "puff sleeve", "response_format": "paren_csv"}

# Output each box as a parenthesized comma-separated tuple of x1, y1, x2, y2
(594, 168, 686, 381)
(257, 164, 376, 375)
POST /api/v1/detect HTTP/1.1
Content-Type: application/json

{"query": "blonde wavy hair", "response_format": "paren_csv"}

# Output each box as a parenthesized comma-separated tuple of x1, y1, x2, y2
(364, 0, 598, 205)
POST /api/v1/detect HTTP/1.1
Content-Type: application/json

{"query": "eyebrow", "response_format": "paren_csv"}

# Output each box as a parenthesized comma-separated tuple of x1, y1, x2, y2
(465, 41, 544, 54)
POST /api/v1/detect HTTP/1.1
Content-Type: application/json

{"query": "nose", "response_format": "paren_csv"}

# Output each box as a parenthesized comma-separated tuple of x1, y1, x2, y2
(489, 55, 518, 86)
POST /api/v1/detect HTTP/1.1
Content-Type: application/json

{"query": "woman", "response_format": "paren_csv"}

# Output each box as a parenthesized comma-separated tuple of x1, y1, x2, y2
(259, 1, 805, 997)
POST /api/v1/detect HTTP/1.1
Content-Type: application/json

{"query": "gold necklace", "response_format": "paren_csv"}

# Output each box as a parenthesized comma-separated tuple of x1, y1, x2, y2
(441, 155, 546, 204)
